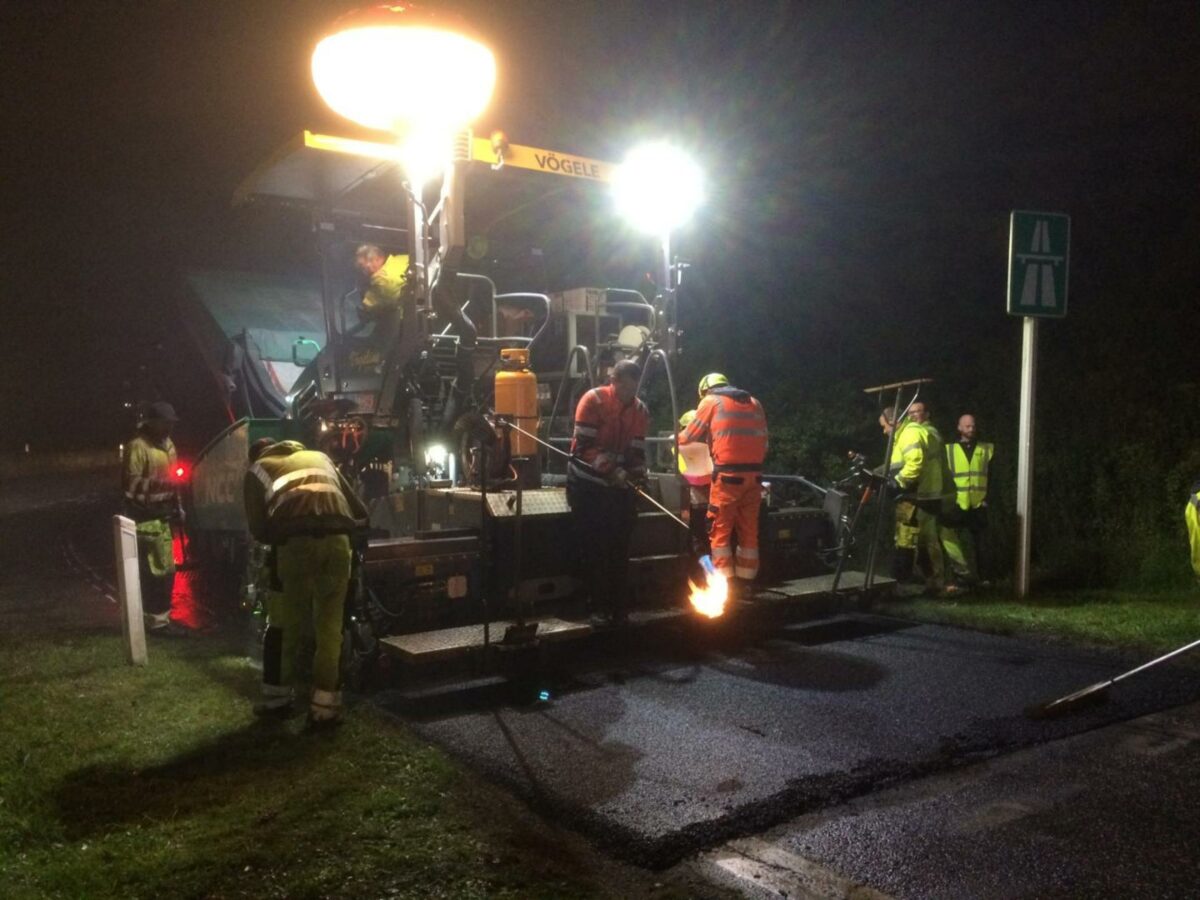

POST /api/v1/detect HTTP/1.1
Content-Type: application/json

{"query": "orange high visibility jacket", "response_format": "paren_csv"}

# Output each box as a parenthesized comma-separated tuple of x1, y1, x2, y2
(679, 386, 768, 473)
(569, 384, 649, 486)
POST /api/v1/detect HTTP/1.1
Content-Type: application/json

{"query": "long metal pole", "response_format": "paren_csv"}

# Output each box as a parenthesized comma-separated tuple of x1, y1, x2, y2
(1015, 316, 1038, 597)
(505, 419, 692, 531)
(865, 388, 903, 590)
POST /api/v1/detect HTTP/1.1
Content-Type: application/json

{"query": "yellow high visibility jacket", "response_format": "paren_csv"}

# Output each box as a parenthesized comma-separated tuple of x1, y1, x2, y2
(889, 420, 945, 502)
(361, 254, 409, 316)
(122, 434, 177, 521)
(677, 409, 694, 476)
(1186, 489, 1200, 579)
(243, 442, 369, 544)
(947, 441, 994, 510)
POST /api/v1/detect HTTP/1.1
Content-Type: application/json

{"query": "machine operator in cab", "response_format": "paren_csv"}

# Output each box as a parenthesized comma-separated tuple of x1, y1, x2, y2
(355, 244, 408, 316)
(354, 243, 410, 347)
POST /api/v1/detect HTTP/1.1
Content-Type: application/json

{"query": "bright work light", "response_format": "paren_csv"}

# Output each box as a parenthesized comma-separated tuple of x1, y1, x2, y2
(612, 142, 705, 235)
(311, 4, 496, 134)
(398, 128, 454, 188)
(424, 443, 448, 472)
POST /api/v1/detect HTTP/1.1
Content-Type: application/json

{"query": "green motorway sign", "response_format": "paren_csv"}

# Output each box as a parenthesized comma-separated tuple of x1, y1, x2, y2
(1007, 211, 1070, 318)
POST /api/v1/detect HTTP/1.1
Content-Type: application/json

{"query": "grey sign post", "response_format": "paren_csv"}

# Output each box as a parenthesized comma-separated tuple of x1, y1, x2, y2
(1007, 211, 1071, 598)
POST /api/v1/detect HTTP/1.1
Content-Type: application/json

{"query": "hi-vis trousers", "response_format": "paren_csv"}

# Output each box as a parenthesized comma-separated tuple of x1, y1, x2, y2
(261, 533, 352, 721)
(708, 473, 762, 580)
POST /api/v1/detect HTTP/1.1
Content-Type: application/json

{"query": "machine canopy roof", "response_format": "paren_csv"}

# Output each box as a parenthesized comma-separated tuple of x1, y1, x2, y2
(184, 269, 325, 363)
(233, 131, 407, 225)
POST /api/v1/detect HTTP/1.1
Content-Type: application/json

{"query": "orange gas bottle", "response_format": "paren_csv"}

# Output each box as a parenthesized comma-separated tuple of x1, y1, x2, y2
(494, 348, 539, 456)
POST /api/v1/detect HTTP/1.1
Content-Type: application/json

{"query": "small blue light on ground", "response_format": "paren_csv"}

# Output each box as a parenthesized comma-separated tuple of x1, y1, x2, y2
(538, 690, 551, 702)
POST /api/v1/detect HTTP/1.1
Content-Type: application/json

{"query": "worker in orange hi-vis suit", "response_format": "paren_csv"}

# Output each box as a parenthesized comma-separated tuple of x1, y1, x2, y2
(679, 373, 768, 583)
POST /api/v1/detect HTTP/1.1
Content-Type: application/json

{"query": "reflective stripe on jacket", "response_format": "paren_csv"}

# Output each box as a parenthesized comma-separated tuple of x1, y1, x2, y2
(568, 384, 649, 487)
(122, 434, 177, 520)
(680, 386, 767, 474)
(243, 442, 369, 544)
(947, 441, 994, 510)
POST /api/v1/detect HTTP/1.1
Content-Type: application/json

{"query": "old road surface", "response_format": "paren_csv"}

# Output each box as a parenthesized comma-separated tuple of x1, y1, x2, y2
(25, 472, 1200, 898)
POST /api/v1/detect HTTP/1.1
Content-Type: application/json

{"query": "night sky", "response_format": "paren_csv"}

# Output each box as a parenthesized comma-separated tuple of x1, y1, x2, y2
(2, 1, 1198, 455)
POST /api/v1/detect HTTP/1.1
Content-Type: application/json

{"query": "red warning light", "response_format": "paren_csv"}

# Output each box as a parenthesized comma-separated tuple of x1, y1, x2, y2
(172, 462, 190, 482)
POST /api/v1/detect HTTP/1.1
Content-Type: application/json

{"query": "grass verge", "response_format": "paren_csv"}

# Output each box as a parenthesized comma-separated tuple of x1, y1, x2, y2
(877, 587, 1200, 654)
(0, 627, 678, 899)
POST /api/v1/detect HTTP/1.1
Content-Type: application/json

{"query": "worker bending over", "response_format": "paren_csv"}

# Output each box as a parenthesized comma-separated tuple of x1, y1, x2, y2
(680, 373, 769, 585)
(122, 401, 183, 634)
(244, 439, 368, 728)
(940, 413, 994, 587)
(568, 359, 649, 626)
(879, 401, 951, 596)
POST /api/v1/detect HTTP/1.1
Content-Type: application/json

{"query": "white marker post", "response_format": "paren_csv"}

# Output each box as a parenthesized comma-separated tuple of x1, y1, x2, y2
(113, 515, 148, 665)
(1007, 211, 1070, 598)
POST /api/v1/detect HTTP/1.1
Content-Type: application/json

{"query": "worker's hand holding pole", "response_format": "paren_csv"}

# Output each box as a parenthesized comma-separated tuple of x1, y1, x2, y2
(504, 419, 690, 532)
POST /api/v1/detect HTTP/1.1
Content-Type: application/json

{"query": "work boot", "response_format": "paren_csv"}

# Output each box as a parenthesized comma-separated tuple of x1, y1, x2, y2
(143, 610, 171, 631)
(147, 617, 190, 637)
(308, 689, 343, 731)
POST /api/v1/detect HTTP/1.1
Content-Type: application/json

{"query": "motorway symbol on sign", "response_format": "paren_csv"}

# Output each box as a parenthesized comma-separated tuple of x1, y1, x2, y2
(1007, 211, 1070, 318)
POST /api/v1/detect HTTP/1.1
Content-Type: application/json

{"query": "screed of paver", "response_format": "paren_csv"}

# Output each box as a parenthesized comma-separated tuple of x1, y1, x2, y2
(394, 618, 1200, 866)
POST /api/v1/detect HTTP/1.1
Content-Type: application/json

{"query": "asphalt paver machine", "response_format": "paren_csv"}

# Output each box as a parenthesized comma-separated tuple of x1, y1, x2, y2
(188, 128, 866, 682)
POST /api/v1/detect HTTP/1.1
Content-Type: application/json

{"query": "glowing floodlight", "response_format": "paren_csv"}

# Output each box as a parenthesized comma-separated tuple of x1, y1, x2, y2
(312, 4, 496, 134)
(398, 128, 454, 187)
(613, 141, 705, 235)
(424, 443, 448, 471)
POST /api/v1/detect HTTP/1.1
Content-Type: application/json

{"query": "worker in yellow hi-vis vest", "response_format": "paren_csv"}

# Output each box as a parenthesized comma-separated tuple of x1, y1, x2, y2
(940, 414, 994, 586)
(244, 440, 369, 729)
(354, 243, 410, 349)
(122, 401, 184, 634)
(1185, 480, 1200, 580)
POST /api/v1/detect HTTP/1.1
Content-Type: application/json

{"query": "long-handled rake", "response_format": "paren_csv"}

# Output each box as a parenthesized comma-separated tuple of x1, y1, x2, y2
(1026, 635, 1200, 719)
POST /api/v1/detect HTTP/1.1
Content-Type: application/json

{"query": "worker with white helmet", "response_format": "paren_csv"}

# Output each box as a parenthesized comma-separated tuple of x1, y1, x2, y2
(680, 373, 769, 584)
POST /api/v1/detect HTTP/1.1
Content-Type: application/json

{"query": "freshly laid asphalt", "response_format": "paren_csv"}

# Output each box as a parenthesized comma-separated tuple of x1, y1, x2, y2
(694, 700, 1200, 898)
(384, 614, 1200, 867)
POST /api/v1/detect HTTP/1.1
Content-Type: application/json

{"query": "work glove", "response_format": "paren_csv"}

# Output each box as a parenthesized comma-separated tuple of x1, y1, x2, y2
(609, 467, 630, 488)
(626, 466, 647, 488)
(889, 476, 908, 495)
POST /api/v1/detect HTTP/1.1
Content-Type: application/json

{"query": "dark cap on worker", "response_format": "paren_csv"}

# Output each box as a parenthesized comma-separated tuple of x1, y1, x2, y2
(145, 401, 179, 422)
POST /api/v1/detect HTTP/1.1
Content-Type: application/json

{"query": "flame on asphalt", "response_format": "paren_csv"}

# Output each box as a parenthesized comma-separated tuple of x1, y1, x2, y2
(688, 567, 728, 618)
